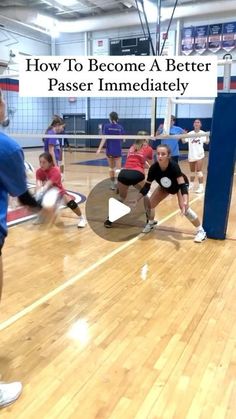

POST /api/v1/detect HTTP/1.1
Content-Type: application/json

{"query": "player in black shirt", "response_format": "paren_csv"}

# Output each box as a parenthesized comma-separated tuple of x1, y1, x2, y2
(137, 144, 206, 242)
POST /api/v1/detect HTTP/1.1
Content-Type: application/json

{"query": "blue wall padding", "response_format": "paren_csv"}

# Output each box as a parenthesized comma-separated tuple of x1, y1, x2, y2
(203, 94, 236, 239)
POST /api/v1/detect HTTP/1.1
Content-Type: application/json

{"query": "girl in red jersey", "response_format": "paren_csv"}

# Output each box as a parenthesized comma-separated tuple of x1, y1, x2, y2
(36, 152, 86, 228)
(104, 131, 154, 228)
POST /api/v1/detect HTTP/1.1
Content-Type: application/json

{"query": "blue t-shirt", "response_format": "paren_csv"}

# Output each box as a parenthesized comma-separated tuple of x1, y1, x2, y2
(43, 129, 61, 163)
(160, 125, 184, 157)
(0, 132, 27, 243)
(102, 122, 125, 157)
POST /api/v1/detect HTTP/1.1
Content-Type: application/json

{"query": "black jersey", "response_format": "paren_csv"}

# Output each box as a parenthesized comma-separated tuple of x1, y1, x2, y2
(147, 160, 188, 194)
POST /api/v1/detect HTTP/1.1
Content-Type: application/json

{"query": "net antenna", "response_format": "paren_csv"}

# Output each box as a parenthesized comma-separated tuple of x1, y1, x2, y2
(160, 0, 179, 135)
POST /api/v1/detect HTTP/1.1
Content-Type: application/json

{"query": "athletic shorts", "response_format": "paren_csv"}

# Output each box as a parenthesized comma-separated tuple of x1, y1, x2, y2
(0, 239, 4, 256)
(106, 154, 121, 159)
(118, 169, 145, 186)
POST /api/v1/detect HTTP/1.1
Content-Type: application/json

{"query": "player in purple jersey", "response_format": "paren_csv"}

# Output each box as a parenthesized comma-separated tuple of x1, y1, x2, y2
(97, 112, 125, 190)
(43, 118, 65, 167)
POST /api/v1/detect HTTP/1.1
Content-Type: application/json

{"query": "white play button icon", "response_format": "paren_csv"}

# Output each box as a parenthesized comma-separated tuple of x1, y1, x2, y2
(108, 198, 131, 222)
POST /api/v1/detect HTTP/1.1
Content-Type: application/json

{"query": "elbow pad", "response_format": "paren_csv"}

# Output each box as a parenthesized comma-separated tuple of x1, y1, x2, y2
(140, 182, 151, 196)
(18, 190, 42, 209)
(179, 183, 189, 195)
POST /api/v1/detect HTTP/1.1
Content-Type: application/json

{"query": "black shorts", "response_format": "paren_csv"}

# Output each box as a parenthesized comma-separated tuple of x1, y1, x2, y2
(0, 240, 4, 256)
(106, 155, 121, 159)
(182, 173, 189, 187)
(118, 169, 145, 186)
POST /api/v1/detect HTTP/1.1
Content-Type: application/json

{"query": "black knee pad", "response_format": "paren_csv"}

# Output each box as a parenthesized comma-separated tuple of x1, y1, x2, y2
(67, 200, 78, 210)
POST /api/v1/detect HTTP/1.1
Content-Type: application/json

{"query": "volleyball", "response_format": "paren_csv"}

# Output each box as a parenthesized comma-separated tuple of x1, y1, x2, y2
(41, 187, 60, 209)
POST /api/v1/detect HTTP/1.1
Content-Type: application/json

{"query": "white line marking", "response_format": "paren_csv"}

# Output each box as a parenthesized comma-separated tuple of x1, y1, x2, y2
(0, 197, 200, 332)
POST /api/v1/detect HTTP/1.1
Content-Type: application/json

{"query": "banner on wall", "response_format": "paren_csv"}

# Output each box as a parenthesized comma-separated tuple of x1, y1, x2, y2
(92, 39, 109, 55)
(194, 26, 208, 54)
(181, 27, 194, 55)
(208, 24, 223, 53)
(222, 22, 236, 52)
(160, 31, 176, 56)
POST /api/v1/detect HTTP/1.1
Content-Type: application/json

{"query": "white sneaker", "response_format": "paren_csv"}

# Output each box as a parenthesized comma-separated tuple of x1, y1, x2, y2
(195, 186, 204, 193)
(77, 217, 87, 228)
(194, 230, 207, 243)
(0, 382, 22, 408)
(33, 214, 45, 225)
(142, 222, 155, 233)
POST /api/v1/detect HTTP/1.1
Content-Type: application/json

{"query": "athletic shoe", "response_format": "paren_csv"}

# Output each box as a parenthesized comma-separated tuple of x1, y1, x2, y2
(77, 217, 87, 228)
(104, 219, 113, 228)
(194, 230, 207, 243)
(142, 222, 155, 233)
(33, 215, 46, 225)
(145, 212, 158, 225)
(0, 382, 22, 408)
(195, 186, 204, 193)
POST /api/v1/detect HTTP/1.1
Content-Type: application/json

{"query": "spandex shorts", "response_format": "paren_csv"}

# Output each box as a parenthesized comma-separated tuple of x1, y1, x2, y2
(118, 169, 145, 186)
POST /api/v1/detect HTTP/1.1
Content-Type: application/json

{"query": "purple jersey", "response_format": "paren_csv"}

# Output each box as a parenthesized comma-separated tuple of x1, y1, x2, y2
(102, 122, 125, 157)
(43, 129, 61, 164)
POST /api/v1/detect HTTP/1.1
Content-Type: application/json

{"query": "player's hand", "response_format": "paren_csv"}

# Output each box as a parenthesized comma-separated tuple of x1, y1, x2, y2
(181, 202, 189, 215)
(96, 149, 101, 154)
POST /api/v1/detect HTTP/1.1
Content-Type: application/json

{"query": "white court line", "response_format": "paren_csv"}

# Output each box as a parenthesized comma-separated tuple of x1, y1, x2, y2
(0, 196, 200, 332)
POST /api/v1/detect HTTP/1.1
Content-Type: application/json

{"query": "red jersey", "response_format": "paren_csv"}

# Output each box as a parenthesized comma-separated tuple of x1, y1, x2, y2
(36, 166, 66, 195)
(125, 144, 153, 174)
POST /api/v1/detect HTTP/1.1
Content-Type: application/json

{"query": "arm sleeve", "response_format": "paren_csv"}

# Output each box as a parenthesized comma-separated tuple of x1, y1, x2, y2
(18, 190, 42, 209)
(146, 164, 157, 183)
(139, 164, 156, 196)
(139, 182, 151, 196)
(0, 148, 27, 197)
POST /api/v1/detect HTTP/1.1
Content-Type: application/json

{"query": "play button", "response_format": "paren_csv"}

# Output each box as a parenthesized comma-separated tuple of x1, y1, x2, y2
(85, 178, 148, 242)
(108, 198, 131, 222)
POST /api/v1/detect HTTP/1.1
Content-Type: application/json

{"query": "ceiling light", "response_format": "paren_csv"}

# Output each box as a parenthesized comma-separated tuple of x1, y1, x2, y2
(56, 0, 78, 6)
(122, 1, 133, 7)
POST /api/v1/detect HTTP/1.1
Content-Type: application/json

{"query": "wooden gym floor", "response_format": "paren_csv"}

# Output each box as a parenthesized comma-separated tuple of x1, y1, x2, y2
(0, 148, 236, 418)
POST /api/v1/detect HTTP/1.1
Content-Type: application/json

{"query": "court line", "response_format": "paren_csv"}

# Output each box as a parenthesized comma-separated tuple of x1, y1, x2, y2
(0, 196, 200, 332)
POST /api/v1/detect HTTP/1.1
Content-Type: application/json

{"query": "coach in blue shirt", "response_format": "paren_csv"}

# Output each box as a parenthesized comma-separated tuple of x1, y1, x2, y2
(156, 115, 184, 162)
(0, 91, 48, 408)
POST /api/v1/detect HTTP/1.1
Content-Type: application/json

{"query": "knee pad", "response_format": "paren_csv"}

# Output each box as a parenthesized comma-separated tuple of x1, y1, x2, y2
(197, 171, 203, 178)
(1, 117, 10, 127)
(67, 200, 78, 210)
(185, 208, 198, 221)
